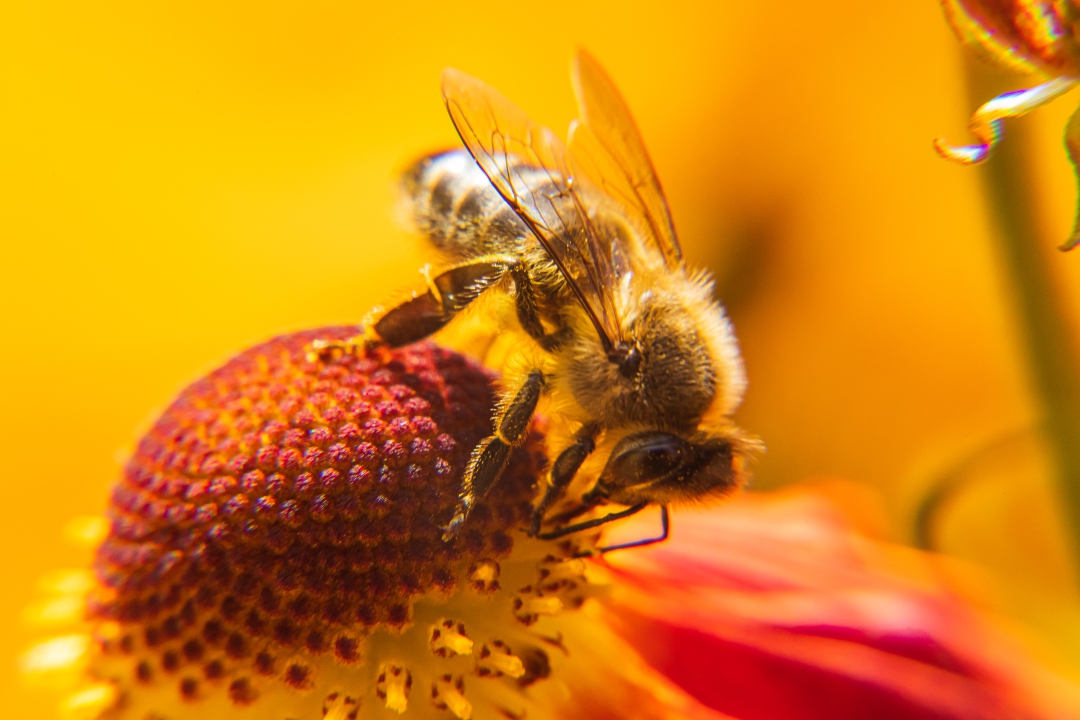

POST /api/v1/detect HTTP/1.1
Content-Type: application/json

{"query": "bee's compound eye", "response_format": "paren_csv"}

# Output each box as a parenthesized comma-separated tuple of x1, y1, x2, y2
(605, 432, 691, 483)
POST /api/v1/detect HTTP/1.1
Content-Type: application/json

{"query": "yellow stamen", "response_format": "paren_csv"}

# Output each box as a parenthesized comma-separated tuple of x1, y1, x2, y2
(23, 596, 83, 627)
(62, 517, 109, 548)
(478, 643, 525, 678)
(525, 596, 563, 616)
(37, 569, 95, 596)
(59, 683, 117, 720)
(305, 335, 364, 363)
(434, 676, 472, 720)
(539, 557, 586, 581)
(386, 681, 409, 713)
(322, 692, 359, 720)
(470, 562, 498, 583)
(20, 635, 89, 681)
(430, 621, 474, 656)
(468, 561, 500, 592)
(378, 665, 411, 714)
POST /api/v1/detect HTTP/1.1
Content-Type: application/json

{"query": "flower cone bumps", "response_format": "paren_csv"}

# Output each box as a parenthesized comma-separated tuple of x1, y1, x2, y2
(54, 327, 610, 720)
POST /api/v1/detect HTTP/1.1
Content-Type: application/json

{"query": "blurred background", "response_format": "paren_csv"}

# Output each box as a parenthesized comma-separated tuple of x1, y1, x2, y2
(5, 1, 1080, 714)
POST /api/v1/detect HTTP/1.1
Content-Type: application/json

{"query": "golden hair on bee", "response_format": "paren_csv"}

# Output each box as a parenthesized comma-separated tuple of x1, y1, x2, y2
(342, 49, 758, 553)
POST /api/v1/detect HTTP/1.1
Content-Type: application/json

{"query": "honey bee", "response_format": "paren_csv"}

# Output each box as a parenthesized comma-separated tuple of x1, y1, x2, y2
(359, 50, 754, 551)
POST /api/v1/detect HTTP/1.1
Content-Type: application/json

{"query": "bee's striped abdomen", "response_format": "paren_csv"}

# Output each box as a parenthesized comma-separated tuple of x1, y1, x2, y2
(401, 149, 531, 261)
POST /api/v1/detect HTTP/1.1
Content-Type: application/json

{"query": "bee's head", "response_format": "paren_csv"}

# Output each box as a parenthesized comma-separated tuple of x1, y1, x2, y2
(587, 429, 749, 508)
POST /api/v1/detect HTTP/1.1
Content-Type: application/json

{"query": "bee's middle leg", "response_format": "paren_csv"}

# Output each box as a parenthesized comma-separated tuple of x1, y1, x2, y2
(442, 370, 547, 540)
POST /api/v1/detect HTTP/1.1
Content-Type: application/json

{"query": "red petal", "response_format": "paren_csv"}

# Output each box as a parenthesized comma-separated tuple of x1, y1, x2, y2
(599, 492, 1080, 720)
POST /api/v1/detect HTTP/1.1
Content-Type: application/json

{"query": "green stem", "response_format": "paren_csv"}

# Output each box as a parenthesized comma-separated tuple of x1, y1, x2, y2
(967, 59, 1080, 571)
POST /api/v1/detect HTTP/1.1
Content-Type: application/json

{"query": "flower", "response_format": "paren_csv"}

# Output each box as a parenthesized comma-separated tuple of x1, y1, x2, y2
(19, 329, 1080, 720)
(934, 0, 1080, 248)
(934, 0, 1080, 163)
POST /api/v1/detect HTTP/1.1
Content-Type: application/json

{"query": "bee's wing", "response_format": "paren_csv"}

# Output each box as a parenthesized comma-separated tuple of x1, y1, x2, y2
(569, 48, 683, 269)
(441, 68, 625, 352)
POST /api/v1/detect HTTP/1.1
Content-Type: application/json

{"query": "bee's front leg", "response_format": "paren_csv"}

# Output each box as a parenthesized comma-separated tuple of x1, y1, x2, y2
(529, 424, 600, 536)
(442, 370, 547, 540)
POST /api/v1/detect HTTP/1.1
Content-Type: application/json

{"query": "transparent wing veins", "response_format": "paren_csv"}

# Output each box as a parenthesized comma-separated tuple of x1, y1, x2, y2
(570, 49, 683, 268)
(442, 68, 624, 351)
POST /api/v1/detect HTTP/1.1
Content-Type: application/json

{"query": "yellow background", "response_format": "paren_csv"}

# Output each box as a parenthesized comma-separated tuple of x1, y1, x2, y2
(6, 1, 1080, 714)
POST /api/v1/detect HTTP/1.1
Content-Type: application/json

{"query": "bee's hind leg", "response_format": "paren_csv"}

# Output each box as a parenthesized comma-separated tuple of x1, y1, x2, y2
(370, 258, 513, 348)
(308, 258, 512, 361)
(529, 424, 599, 536)
(442, 370, 547, 540)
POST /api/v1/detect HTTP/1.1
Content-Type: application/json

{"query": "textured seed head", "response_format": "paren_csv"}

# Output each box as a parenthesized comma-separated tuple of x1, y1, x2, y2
(63, 327, 600, 720)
